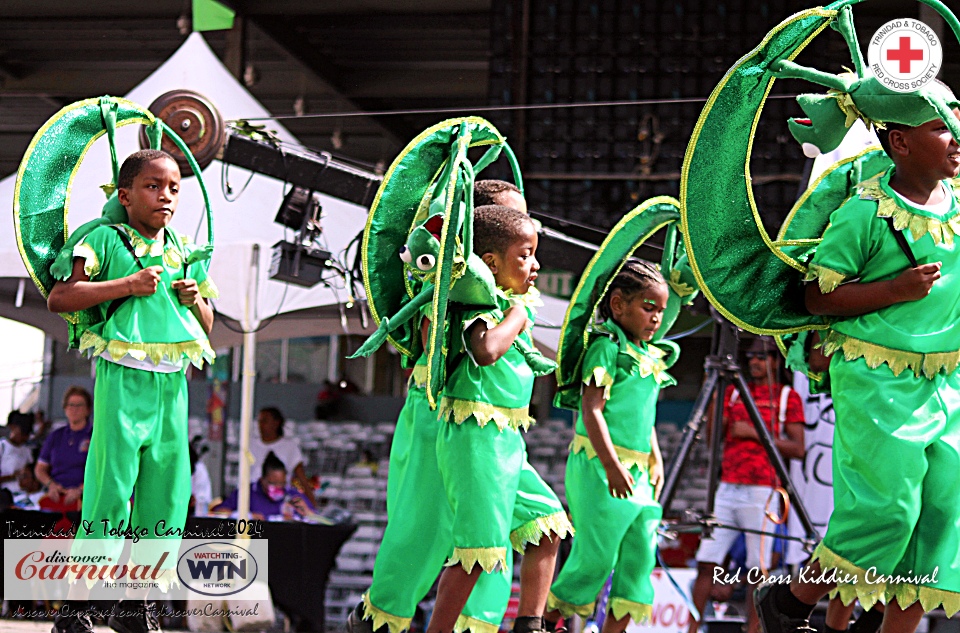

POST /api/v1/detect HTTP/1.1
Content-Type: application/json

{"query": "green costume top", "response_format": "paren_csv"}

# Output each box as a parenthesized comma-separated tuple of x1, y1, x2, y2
(73, 223, 219, 369)
(438, 288, 541, 431)
(806, 168, 960, 378)
(572, 320, 675, 470)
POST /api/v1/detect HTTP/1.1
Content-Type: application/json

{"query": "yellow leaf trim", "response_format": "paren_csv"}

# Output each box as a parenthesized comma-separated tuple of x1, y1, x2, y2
(831, 89, 877, 131)
(198, 278, 220, 299)
(859, 175, 960, 245)
(409, 364, 428, 389)
(822, 330, 960, 379)
(444, 546, 508, 575)
(361, 593, 412, 633)
(79, 331, 216, 369)
(546, 591, 595, 618)
(803, 264, 846, 294)
(609, 597, 653, 625)
(623, 345, 673, 384)
(162, 246, 182, 270)
(668, 268, 696, 298)
(496, 285, 544, 309)
(438, 396, 534, 432)
(123, 226, 166, 258)
(510, 510, 574, 553)
(815, 543, 960, 615)
(571, 434, 651, 472)
(584, 366, 614, 399)
(73, 242, 100, 278)
(454, 614, 500, 633)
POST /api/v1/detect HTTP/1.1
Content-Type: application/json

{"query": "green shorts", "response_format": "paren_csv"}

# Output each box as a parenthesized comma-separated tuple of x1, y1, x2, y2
(436, 416, 573, 574)
(815, 356, 960, 615)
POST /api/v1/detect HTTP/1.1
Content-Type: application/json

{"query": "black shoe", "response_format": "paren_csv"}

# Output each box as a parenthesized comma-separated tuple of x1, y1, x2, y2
(345, 602, 376, 633)
(108, 601, 162, 633)
(754, 585, 815, 633)
(52, 612, 94, 633)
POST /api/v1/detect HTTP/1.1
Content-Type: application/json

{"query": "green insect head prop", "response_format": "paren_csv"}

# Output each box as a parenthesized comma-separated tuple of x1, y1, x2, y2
(680, 0, 960, 346)
(13, 96, 215, 348)
(775, 2, 960, 156)
(555, 197, 698, 412)
(352, 117, 555, 408)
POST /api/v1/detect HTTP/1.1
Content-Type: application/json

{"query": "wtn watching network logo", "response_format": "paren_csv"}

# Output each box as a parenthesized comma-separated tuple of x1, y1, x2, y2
(177, 542, 259, 596)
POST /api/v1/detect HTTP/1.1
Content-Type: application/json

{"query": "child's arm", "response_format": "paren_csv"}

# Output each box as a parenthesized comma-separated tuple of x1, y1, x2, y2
(172, 278, 214, 334)
(467, 306, 528, 366)
(47, 258, 163, 314)
(649, 427, 664, 501)
(581, 383, 635, 499)
(805, 262, 941, 317)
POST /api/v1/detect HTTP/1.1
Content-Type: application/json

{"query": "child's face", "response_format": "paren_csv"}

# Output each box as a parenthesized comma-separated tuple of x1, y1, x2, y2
(118, 157, 181, 235)
(487, 221, 540, 295)
(610, 283, 668, 343)
(897, 109, 960, 180)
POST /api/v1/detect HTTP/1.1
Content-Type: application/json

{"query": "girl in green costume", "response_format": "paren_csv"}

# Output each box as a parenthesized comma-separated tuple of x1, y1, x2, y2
(755, 99, 960, 633)
(545, 259, 671, 632)
(430, 204, 573, 633)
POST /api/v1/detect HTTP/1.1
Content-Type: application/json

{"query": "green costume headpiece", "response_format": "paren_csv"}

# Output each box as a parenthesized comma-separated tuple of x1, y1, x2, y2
(680, 0, 960, 341)
(13, 96, 215, 348)
(554, 197, 698, 412)
(351, 117, 555, 408)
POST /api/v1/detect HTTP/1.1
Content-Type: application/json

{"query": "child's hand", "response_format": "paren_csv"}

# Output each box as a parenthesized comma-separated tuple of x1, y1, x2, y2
(172, 278, 201, 306)
(891, 262, 941, 302)
(605, 461, 635, 499)
(128, 266, 164, 296)
(649, 456, 664, 501)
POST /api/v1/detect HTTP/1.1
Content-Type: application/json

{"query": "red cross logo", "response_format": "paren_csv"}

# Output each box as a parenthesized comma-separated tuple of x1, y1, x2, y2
(886, 36, 924, 74)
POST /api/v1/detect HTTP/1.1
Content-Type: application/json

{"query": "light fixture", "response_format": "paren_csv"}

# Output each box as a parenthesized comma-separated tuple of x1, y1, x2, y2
(269, 187, 331, 287)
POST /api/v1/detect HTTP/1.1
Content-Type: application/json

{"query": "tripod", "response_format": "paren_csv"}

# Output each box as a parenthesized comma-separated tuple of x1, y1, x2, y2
(659, 311, 819, 554)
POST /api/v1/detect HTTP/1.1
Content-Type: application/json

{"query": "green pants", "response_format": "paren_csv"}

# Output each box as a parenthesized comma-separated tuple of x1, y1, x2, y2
(74, 359, 190, 579)
(365, 388, 513, 633)
(548, 451, 661, 625)
(436, 415, 572, 576)
(816, 356, 960, 615)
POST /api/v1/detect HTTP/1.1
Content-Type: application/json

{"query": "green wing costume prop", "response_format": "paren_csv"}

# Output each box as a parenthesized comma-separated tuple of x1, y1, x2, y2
(554, 197, 698, 412)
(353, 117, 555, 408)
(681, 0, 960, 341)
(13, 96, 215, 348)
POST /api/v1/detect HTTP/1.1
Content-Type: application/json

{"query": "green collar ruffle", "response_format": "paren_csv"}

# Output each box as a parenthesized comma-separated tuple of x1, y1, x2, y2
(594, 320, 676, 386)
(859, 170, 960, 245)
(495, 285, 543, 309)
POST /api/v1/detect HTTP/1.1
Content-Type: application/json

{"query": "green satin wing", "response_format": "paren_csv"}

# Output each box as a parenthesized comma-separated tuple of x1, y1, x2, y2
(555, 196, 681, 411)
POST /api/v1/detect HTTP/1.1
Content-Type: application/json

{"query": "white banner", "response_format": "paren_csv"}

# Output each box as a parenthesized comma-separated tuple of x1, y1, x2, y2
(4, 538, 269, 601)
(626, 568, 697, 633)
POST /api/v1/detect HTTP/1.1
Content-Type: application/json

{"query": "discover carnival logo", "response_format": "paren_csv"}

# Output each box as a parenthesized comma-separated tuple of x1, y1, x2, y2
(867, 18, 942, 93)
(177, 542, 259, 597)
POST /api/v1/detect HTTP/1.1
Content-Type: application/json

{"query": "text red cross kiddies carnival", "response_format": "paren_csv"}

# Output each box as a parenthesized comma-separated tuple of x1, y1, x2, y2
(887, 36, 924, 73)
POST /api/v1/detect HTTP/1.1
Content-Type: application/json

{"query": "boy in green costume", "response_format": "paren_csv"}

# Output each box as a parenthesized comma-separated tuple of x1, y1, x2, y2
(47, 149, 217, 633)
(756, 93, 960, 633)
(545, 259, 671, 632)
(349, 183, 532, 633)
(428, 204, 573, 633)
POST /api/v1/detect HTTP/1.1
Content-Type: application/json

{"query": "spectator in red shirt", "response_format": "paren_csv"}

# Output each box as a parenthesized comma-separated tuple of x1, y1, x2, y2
(688, 337, 806, 633)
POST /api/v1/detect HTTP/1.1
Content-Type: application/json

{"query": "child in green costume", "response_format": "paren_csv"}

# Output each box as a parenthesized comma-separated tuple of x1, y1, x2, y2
(348, 183, 531, 633)
(756, 96, 960, 633)
(545, 259, 670, 633)
(428, 204, 573, 633)
(47, 149, 217, 633)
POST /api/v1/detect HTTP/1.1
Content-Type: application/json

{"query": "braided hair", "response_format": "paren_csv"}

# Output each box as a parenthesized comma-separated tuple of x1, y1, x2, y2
(597, 258, 666, 322)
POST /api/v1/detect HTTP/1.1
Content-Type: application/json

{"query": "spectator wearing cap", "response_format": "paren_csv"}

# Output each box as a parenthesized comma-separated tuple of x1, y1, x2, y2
(688, 337, 806, 633)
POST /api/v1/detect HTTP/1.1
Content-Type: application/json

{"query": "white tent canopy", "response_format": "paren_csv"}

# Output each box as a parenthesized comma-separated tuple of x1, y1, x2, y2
(0, 33, 373, 347)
